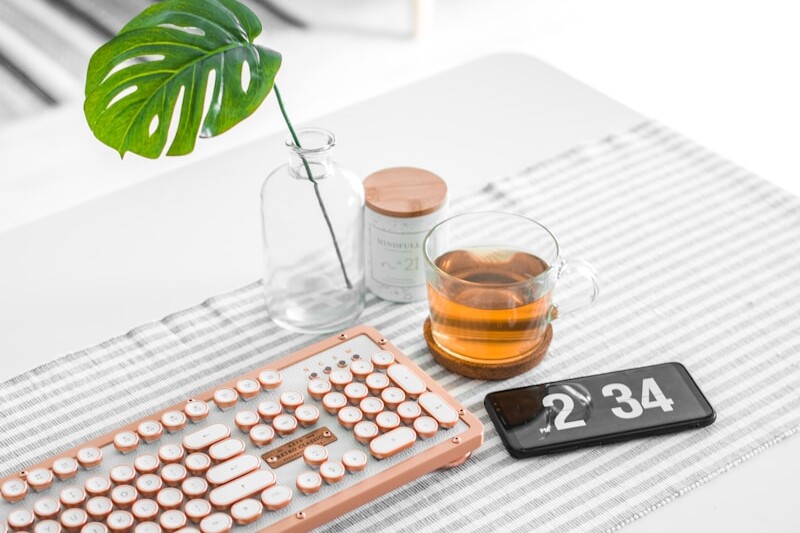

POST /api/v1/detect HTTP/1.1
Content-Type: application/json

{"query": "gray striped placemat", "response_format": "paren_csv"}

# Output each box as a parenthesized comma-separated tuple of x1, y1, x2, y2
(2, 120, 799, 531)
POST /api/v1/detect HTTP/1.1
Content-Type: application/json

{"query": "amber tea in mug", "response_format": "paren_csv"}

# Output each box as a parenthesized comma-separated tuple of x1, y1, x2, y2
(423, 212, 599, 379)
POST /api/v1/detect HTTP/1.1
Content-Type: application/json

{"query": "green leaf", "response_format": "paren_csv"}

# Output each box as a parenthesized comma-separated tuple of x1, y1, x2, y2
(84, 0, 281, 158)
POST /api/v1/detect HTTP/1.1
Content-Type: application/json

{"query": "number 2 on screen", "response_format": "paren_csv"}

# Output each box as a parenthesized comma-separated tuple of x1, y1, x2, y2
(602, 378, 674, 419)
(542, 393, 587, 430)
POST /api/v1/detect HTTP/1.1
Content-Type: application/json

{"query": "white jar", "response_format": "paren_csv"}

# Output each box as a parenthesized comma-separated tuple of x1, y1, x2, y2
(364, 168, 448, 302)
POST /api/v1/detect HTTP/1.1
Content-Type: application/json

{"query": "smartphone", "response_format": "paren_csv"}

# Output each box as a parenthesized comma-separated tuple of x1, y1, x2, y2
(484, 362, 715, 457)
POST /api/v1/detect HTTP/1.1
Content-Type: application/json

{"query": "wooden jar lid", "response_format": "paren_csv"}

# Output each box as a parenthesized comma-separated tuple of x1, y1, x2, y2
(364, 167, 447, 218)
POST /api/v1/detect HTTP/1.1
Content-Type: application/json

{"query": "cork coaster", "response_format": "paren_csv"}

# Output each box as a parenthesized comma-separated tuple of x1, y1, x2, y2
(423, 318, 553, 380)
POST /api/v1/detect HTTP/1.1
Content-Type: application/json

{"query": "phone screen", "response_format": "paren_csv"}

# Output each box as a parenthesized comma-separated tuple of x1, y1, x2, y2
(485, 363, 715, 456)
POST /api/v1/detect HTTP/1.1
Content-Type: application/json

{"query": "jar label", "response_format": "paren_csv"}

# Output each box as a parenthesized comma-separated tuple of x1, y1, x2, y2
(365, 207, 446, 302)
(368, 226, 426, 288)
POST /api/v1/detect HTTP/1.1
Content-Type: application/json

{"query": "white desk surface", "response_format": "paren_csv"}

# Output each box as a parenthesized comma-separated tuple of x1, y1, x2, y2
(0, 54, 796, 531)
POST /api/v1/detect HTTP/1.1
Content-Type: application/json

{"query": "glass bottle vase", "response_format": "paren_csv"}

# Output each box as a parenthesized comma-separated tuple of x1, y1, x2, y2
(260, 127, 365, 333)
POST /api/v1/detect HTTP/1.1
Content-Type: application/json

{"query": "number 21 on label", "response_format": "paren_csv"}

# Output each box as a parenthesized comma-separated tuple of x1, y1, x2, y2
(602, 378, 674, 419)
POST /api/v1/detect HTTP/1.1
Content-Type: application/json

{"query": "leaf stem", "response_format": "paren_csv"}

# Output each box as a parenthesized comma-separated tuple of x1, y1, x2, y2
(273, 84, 353, 290)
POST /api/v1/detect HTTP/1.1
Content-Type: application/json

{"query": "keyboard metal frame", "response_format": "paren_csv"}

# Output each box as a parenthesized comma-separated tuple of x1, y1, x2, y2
(1, 324, 484, 532)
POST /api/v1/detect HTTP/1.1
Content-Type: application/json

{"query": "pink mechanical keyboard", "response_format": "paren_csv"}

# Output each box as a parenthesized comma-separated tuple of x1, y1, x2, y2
(0, 326, 483, 533)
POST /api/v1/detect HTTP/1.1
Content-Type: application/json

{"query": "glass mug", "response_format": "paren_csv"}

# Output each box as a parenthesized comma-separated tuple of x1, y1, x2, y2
(422, 211, 599, 379)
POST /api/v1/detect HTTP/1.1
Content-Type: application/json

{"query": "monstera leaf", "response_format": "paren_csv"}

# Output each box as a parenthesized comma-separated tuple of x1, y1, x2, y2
(84, 0, 281, 158)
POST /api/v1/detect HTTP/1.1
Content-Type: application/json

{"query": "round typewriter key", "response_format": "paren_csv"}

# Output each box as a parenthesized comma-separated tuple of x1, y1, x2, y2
(160, 464, 187, 487)
(350, 360, 373, 380)
(344, 382, 369, 404)
(52, 458, 79, 481)
(329, 369, 352, 390)
(135, 475, 161, 498)
(110, 485, 137, 508)
(60, 509, 88, 532)
(365, 373, 390, 396)
(337, 406, 363, 429)
(307, 379, 331, 400)
(198, 513, 231, 533)
(321, 392, 347, 414)
(184, 454, 211, 476)
(106, 511, 133, 533)
(137, 421, 164, 444)
(376, 411, 401, 432)
(84, 476, 111, 497)
(26, 468, 54, 492)
(257, 370, 282, 390)
(256, 400, 281, 422)
(109, 466, 136, 486)
(230, 499, 262, 525)
(8, 509, 35, 531)
(397, 401, 422, 424)
(413, 416, 439, 439)
(83, 523, 108, 533)
(380, 387, 405, 410)
(337, 359, 347, 368)
(212, 388, 238, 411)
(295, 472, 322, 495)
(234, 411, 260, 432)
(294, 405, 320, 427)
(184, 500, 211, 523)
(208, 439, 245, 463)
(353, 420, 379, 444)
(113, 432, 139, 454)
(248, 425, 274, 447)
(157, 488, 183, 510)
(60, 486, 87, 508)
(131, 499, 159, 522)
(272, 414, 298, 437)
(319, 461, 345, 484)
(35, 520, 62, 533)
(159, 509, 186, 531)
(371, 351, 395, 369)
(1, 478, 28, 502)
(134, 455, 160, 475)
(176, 528, 199, 533)
(133, 524, 159, 533)
(158, 444, 185, 464)
(181, 478, 208, 499)
(235, 379, 260, 401)
(183, 401, 210, 423)
(342, 450, 368, 473)
(85, 497, 113, 520)
(34, 497, 61, 520)
(358, 397, 384, 419)
(77, 447, 103, 469)
(278, 391, 304, 412)
(260, 485, 292, 511)
(161, 411, 187, 433)
(323, 366, 332, 375)
(302, 445, 328, 467)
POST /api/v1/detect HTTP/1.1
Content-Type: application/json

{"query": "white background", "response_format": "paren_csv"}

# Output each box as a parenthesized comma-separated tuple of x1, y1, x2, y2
(1, 0, 798, 230)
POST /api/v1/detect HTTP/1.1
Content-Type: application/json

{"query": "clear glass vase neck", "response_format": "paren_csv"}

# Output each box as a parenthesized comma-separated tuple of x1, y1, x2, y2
(286, 127, 335, 179)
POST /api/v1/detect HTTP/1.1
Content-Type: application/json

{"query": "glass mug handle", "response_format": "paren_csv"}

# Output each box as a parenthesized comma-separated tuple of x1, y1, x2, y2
(551, 258, 599, 319)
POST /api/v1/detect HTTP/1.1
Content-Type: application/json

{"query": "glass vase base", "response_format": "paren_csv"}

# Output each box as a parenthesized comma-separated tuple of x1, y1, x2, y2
(266, 292, 364, 335)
